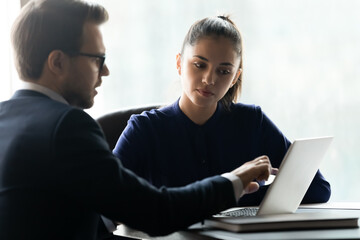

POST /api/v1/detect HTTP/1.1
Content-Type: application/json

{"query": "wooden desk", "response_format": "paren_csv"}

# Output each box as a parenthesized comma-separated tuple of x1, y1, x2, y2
(114, 203, 360, 240)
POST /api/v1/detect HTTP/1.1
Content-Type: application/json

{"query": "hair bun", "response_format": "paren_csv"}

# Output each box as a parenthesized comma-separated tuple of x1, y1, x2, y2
(217, 15, 229, 21)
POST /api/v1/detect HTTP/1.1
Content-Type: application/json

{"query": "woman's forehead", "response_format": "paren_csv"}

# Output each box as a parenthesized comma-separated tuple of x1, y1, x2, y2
(183, 36, 240, 63)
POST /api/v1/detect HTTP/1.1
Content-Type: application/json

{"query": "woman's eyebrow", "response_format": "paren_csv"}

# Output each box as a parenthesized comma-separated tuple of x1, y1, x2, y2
(220, 62, 234, 66)
(193, 55, 234, 66)
(193, 55, 208, 61)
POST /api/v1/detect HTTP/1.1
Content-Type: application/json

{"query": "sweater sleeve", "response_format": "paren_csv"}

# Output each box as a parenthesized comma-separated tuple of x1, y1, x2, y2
(238, 106, 330, 205)
(113, 114, 149, 177)
(258, 106, 331, 203)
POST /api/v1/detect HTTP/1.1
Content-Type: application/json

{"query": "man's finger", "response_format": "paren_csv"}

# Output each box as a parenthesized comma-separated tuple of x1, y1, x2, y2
(244, 182, 260, 194)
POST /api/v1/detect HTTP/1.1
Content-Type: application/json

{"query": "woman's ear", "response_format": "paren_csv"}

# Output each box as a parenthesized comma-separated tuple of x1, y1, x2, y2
(231, 68, 242, 86)
(176, 53, 182, 75)
(47, 50, 67, 76)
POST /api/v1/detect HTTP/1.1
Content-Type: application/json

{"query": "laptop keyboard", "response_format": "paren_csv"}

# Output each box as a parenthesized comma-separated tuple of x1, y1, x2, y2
(213, 207, 259, 217)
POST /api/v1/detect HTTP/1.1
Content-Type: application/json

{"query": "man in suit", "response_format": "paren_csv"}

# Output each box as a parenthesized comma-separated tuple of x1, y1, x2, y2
(0, 0, 275, 239)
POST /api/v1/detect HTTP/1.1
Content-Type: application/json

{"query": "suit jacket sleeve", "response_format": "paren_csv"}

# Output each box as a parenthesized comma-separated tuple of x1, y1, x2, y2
(52, 108, 236, 236)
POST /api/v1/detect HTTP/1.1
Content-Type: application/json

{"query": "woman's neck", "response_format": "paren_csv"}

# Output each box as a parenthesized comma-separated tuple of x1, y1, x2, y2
(179, 96, 217, 126)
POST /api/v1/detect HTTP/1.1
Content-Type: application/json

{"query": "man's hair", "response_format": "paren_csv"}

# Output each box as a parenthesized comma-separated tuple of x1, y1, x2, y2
(11, 0, 109, 81)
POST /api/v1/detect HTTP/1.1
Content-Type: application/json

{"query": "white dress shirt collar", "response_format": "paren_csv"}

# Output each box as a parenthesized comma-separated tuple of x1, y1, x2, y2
(20, 82, 69, 105)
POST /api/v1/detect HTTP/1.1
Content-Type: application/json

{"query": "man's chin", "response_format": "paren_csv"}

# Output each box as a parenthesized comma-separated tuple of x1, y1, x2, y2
(72, 99, 94, 109)
(82, 101, 94, 109)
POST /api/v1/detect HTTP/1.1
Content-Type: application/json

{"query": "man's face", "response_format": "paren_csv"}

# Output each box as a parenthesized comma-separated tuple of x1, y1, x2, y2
(62, 22, 109, 109)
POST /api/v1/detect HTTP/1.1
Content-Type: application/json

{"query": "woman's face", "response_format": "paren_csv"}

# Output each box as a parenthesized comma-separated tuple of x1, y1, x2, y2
(177, 36, 241, 111)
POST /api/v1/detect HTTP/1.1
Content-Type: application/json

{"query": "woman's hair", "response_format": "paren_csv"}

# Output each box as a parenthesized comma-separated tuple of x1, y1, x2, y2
(180, 15, 243, 110)
(11, 0, 109, 81)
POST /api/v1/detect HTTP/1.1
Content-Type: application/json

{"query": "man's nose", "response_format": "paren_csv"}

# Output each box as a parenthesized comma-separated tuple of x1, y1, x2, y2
(101, 63, 110, 76)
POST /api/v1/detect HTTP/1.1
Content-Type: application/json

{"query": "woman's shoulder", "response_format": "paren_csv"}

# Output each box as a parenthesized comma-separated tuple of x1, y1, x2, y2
(224, 102, 267, 126)
(230, 102, 263, 115)
(128, 102, 179, 126)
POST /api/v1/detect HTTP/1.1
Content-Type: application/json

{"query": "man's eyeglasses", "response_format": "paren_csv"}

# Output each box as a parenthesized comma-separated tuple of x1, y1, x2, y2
(65, 51, 106, 72)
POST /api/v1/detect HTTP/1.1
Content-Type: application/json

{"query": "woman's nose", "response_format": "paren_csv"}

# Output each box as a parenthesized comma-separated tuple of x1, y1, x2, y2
(202, 69, 216, 85)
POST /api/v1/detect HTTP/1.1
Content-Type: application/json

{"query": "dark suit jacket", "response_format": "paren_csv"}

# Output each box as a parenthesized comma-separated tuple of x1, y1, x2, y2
(0, 90, 236, 240)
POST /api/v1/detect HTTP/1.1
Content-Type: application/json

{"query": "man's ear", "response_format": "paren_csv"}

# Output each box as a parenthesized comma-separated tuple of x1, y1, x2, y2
(176, 53, 181, 75)
(47, 50, 68, 76)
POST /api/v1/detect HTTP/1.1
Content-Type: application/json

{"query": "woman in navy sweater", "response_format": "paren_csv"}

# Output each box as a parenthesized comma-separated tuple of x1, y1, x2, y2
(113, 15, 331, 206)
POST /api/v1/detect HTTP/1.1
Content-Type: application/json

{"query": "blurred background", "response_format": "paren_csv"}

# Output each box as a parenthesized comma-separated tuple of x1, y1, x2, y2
(1, 0, 359, 202)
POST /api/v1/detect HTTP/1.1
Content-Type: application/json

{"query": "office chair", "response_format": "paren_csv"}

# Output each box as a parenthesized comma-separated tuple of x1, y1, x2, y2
(96, 105, 161, 150)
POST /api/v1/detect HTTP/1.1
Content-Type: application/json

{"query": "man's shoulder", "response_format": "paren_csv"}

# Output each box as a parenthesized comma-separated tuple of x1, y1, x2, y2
(32, 96, 89, 124)
(7, 90, 94, 129)
(10, 89, 72, 111)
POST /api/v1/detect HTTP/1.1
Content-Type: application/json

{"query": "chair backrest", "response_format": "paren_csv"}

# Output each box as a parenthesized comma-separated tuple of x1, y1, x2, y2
(96, 105, 161, 150)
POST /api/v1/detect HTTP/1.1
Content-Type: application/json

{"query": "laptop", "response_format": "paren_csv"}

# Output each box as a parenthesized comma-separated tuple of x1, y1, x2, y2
(214, 136, 333, 217)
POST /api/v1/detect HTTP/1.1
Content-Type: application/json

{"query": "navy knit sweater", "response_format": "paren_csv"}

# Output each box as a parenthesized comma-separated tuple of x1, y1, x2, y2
(113, 100, 331, 205)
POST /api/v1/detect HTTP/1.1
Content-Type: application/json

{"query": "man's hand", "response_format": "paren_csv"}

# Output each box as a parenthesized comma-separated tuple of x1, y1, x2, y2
(231, 156, 278, 194)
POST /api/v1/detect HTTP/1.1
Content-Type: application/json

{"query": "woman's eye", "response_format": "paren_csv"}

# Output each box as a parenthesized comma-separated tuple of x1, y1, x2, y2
(193, 62, 204, 68)
(219, 69, 231, 75)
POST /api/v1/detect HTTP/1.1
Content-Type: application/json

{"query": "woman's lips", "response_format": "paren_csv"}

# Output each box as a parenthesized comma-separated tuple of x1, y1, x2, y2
(197, 89, 214, 97)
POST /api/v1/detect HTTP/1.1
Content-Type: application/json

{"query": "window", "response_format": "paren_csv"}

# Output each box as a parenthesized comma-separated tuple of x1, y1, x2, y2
(4, 0, 359, 202)
(91, 0, 360, 202)
(0, 0, 20, 102)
